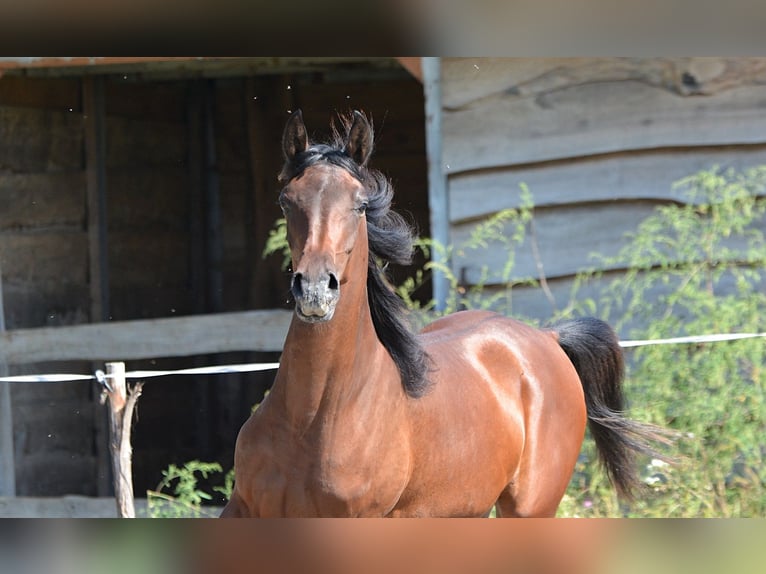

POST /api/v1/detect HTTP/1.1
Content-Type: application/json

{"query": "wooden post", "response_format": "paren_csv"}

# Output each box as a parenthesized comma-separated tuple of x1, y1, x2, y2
(101, 362, 143, 518)
(0, 265, 15, 496)
(187, 79, 207, 315)
(422, 57, 450, 311)
(83, 75, 112, 497)
(83, 75, 110, 323)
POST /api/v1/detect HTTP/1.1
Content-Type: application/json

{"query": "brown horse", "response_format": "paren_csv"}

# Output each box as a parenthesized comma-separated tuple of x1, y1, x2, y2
(221, 110, 671, 517)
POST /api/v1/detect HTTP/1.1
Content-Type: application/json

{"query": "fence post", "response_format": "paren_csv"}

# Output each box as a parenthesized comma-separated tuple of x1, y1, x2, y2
(0, 266, 15, 496)
(102, 361, 143, 518)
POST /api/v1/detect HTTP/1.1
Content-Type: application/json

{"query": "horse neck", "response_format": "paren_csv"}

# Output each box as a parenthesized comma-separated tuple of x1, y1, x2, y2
(274, 270, 394, 428)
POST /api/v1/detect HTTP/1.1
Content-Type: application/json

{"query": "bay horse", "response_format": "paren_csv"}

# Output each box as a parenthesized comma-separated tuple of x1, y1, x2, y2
(221, 110, 671, 517)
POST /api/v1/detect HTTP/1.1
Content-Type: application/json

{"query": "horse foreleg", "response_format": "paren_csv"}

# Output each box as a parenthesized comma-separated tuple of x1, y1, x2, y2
(219, 491, 249, 518)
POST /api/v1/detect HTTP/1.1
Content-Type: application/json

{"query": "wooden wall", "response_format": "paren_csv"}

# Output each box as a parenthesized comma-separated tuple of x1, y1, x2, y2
(441, 58, 766, 322)
(0, 76, 95, 495)
(0, 64, 427, 498)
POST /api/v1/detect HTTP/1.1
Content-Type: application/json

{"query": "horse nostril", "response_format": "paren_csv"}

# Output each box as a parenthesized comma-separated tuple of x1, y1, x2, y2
(291, 273, 304, 298)
(328, 273, 339, 291)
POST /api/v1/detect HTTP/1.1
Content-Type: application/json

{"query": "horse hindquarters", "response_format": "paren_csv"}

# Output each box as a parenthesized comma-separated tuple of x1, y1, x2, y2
(494, 366, 588, 518)
(414, 311, 588, 517)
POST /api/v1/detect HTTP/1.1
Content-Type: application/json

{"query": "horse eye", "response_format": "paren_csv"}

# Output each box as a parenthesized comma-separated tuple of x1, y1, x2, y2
(356, 201, 368, 215)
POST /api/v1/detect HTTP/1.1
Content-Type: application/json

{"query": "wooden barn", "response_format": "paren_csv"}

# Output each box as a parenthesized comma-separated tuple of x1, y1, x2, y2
(0, 57, 429, 501)
(2, 57, 765, 510)
(437, 58, 766, 319)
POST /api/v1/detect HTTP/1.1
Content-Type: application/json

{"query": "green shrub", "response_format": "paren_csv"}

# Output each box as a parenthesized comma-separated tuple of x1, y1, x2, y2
(397, 185, 537, 325)
(147, 460, 233, 518)
(559, 167, 766, 517)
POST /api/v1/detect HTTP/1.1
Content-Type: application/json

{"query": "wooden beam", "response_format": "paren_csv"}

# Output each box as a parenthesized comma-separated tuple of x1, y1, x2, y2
(0, 266, 15, 496)
(83, 75, 112, 497)
(83, 75, 110, 322)
(422, 57, 450, 311)
(0, 310, 292, 366)
(187, 80, 207, 315)
(186, 79, 216, 456)
(396, 58, 423, 82)
(203, 79, 224, 313)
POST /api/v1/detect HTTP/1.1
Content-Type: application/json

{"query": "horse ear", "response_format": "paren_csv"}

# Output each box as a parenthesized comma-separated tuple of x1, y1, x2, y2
(344, 111, 373, 166)
(282, 109, 308, 162)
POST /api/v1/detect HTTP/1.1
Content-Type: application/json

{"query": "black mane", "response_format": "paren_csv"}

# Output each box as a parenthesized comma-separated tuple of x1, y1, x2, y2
(280, 116, 431, 398)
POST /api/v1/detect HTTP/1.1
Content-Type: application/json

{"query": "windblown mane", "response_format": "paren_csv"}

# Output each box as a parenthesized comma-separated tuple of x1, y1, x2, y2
(280, 115, 431, 398)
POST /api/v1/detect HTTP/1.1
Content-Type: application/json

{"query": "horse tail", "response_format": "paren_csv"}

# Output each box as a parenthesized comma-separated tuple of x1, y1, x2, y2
(554, 317, 674, 500)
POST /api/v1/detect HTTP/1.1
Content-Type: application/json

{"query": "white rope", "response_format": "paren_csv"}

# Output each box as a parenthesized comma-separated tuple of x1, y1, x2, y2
(0, 373, 97, 383)
(0, 331, 763, 384)
(619, 332, 766, 348)
(0, 362, 281, 384)
(119, 362, 281, 379)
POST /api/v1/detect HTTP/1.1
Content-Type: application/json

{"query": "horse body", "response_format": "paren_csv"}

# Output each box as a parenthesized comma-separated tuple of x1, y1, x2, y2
(227, 309, 586, 518)
(221, 110, 671, 518)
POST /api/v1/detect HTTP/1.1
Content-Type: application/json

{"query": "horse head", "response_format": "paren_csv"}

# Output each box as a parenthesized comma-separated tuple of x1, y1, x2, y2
(279, 110, 374, 323)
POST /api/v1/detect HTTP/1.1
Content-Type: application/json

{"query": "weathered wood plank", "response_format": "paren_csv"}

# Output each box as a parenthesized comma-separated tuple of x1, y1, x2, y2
(0, 496, 154, 518)
(0, 282, 88, 329)
(13, 453, 98, 497)
(443, 72, 766, 173)
(297, 79, 426, 123)
(0, 232, 88, 284)
(105, 116, 186, 168)
(450, 201, 661, 284)
(105, 78, 186, 123)
(214, 81, 251, 174)
(0, 106, 83, 171)
(108, 230, 189, 287)
(0, 309, 293, 365)
(449, 146, 766, 223)
(442, 58, 766, 110)
(12, 395, 93, 450)
(474, 265, 766, 329)
(451, 199, 765, 287)
(216, 128, 250, 174)
(108, 286, 193, 321)
(465, 274, 647, 327)
(106, 167, 187, 231)
(0, 172, 85, 229)
(0, 75, 81, 110)
(462, 275, 607, 324)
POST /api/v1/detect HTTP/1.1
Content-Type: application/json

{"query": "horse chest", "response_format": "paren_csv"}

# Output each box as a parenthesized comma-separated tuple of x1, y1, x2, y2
(251, 420, 407, 517)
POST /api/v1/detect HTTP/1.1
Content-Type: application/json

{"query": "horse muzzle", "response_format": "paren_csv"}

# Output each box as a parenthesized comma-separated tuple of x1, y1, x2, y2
(291, 271, 340, 323)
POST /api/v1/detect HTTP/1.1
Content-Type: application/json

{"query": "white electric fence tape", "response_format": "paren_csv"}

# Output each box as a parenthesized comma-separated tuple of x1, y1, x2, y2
(618, 332, 766, 348)
(1, 332, 764, 384)
(0, 362, 280, 384)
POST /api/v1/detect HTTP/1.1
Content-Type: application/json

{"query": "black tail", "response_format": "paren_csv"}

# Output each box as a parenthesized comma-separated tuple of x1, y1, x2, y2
(555, 317, 675, 500)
